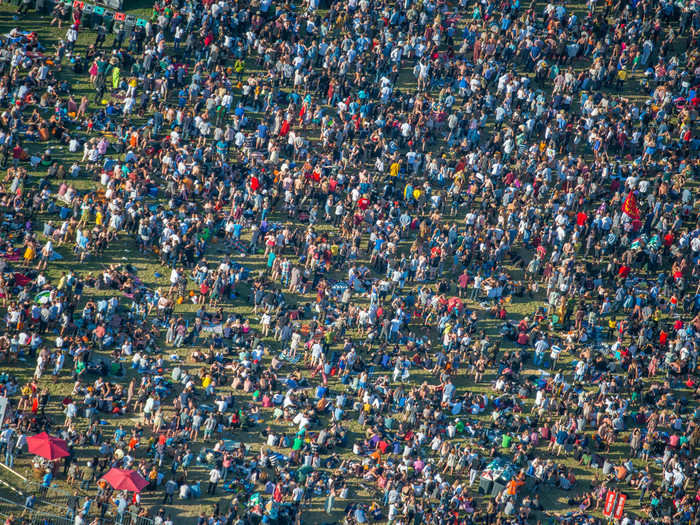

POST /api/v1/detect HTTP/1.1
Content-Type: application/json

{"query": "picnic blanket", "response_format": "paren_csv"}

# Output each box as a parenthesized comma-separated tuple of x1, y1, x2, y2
(14, 273, 32, 287)
(201, 323, 223, 335)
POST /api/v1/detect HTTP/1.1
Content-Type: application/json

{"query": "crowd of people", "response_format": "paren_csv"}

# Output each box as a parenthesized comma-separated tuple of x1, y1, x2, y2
(0, 0, 698, 523)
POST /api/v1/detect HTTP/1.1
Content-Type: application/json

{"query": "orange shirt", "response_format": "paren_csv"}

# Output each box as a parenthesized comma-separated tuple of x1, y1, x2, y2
(506, 479, 524, 496)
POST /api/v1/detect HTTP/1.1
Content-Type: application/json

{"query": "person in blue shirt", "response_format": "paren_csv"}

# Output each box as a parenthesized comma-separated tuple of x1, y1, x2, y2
(256, 123, 268, 150)
(529, 44, 541, 69)
(82, 496, 92, 516)
(266, 251, 276, 273)
(216, 139, 227, 158)
(40, 471, 53, 497)
(374, 236, 385, 253)
(178, 88, 187, 108)
(114, 424, 127, 443)
(354, 505, 368, 523)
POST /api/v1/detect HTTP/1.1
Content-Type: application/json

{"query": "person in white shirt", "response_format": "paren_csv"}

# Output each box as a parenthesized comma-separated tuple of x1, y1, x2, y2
(53, 350, 65, 375)
(293, 411, 310, 431)
(207, 467, 221, 494)
(550, 345, 562, 369)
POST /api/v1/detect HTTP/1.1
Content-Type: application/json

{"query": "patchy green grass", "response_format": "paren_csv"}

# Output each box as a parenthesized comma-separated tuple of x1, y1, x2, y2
(0, 1, 694, 524)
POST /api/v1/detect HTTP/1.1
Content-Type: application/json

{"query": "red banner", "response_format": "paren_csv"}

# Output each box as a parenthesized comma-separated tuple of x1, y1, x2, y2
(614, 493, 627, 519)
(603, 491, 617, 517)
(622, 191, 640, 219)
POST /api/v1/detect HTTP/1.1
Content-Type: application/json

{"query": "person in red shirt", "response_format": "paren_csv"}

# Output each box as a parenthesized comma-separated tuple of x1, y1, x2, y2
(93, 323, 106, 349)
(199, 282, 209, 304)
(12, 144, 23, 163)
(279, 119, 290, 137)
(659, 330, 668, 346)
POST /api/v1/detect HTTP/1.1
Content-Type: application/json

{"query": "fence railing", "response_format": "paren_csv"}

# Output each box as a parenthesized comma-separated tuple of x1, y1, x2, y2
(0, 463, 155, 525)
(121, 511, 157, 525)
(0, 494, 155, 525)
(6, 480, 155, 525)
(0, 496, 74, 525)
(22, 480, 73, 513)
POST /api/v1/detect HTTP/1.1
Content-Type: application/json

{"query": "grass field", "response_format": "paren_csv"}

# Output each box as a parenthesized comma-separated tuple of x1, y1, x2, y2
(0, 0, 695, 523)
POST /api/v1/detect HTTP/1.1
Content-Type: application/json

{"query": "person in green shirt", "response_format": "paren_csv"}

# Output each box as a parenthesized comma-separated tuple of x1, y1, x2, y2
(112, 66, 120, 90)
(501, 433, 512, 449)
(292, 435, 303, 451)
(234, 59, 244, 81)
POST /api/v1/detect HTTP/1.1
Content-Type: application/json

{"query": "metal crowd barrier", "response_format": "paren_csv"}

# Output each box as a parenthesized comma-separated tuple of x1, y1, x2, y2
(15, 481, 155, 525)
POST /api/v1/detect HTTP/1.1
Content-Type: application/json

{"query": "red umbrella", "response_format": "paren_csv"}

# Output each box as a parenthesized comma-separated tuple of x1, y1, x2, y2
(26, 432, 69, 460)
(101, 468, 149, 492)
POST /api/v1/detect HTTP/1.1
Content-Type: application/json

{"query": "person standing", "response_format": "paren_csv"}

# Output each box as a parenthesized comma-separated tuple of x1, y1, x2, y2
(39, 387, 49, 416)
(326, 487, 336, 515)
(4, 432, 15, 468)
(15, 431, 26, 459)
(40, 469, 53, 497)
(54, 350, 65, 376)
(65, 25, 78, 52)
(94, 23, 106, 49)
(470, 272, 482, 301)
(80, 461, 95, 490)
(0, 425, 14, 459)
(163, 478, 177, 504)
(17, 0, 32, 16)
(207, 467, 221, 495)
(66, 490, 79, 521)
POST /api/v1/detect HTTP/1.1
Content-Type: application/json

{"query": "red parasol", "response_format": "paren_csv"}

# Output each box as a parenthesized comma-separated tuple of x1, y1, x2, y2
(100, 468, 149, 492)
(26, 432, 70, 460)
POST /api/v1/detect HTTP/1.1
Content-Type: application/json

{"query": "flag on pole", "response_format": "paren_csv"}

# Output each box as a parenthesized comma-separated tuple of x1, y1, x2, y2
(34, 290, 51, 304)
(622, 191, 640, 219)
(613, 493, 627, 519)
(603, 491, 617, 517)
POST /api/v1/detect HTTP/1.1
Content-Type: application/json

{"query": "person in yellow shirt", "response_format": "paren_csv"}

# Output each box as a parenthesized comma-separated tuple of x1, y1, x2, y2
(147, 466, 158, 489)
(616, 68, 627, 91)
(443, 322, 452, 340)
(234, 59, 245, 81)
(389, 160, 400, 177)
(18, 384, 32, 410)
(127, 76, 138, 96)
(23, 242, 36, 266)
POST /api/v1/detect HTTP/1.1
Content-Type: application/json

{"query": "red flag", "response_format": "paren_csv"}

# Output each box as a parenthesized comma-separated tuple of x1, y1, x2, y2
(613, 493, 627, 519)
(603, 491, 617, 517)
(279, 120, 290, 137)
(273, 483, 282, 502)
(622, 191, 640, 219)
